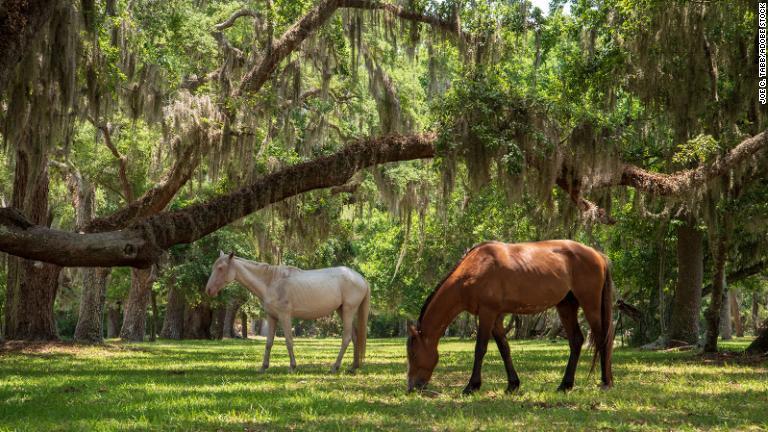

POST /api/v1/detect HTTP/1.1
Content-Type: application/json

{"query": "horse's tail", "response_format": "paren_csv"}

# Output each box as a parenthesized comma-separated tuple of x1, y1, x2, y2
(590, 261, 615, 386)
(355, 284, 370, 367)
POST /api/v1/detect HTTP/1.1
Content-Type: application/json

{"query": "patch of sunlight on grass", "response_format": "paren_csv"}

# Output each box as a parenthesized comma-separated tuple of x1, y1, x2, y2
(1, 337, 766, 431)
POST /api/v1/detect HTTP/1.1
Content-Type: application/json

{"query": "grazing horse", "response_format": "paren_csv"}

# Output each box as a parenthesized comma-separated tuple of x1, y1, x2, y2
(206, 252, 370, 373)
(406, 240, 614, 394)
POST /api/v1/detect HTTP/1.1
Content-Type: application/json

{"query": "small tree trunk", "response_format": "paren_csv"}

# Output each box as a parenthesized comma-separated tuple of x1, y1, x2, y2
(106, 303, 122, 338)
(240, 311, 248, 339)
(730, 289, 743, 337)
(222, 299, 243, 338)
(119, 267, 157, 342)
(74, 268, 112, 343)
(148, 289, 159, 342)
(210, 306, 226, 340)
(752, 293, 761, 334)
(704, 228, 729, 353)
(160, 286, 185, 339)
(719, 291, 732, 340)
(668, 218, 704, 346)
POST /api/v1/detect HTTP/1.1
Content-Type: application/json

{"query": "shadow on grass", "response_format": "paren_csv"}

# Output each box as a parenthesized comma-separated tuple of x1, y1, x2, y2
(1, 338, 766, 431)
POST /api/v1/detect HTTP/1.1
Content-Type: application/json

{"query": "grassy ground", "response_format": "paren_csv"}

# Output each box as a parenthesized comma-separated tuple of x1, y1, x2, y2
(0, 337, 766, 431)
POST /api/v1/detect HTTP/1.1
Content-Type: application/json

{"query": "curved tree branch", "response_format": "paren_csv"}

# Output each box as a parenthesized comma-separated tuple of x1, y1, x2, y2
(214, 8, 261, 31)
(84, 138, 197, 233)
(2, 129, 766, 268)
(612, 130, 768, 195)
(0, 133, 436, 267)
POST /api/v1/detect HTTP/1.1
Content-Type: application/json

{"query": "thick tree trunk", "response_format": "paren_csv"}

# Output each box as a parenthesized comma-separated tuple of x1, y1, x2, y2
(745, 319, 768, 355)
(730, 289, 743, 337)
(704, 228, 729, 353)
(222, 299, 243, 338)
(4, 148, 61, 341)
(106, 302, 121, 338)
(73, 268, 111, 343)
(119, 267, 156, 341)
(183, 302, 213, 339)
(160, 286, 186, 339)
(667, 218, 704, 345)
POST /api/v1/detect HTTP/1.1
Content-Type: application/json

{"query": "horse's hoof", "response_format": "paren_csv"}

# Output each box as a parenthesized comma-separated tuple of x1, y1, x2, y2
(346, 367, 358, 374)
(462, 383, 481, 395)
(556, 383, 573, 393)
(505, 382, 521, 393)
(600, 383, 612, 391)
(259, 367, 268, 374)
(329, 366, 340, 374)
(289, 366, 297, 373)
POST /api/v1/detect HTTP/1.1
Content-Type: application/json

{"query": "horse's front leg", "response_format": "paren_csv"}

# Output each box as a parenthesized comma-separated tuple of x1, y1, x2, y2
(463, 312, 495, 395)
(260, 315, 277, 373)
(331, 306, 355, 373)
(278, 315, 297, 372)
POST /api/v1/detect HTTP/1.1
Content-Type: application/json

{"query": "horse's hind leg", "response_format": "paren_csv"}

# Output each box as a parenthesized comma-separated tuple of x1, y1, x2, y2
(555, 292, 584, 391)
(260, 315, 277, 373)
(331, 306, 355, 373)
(492, 315, 520, 393)
(463, 311, 495, 395)
(278, 315, 297, 372)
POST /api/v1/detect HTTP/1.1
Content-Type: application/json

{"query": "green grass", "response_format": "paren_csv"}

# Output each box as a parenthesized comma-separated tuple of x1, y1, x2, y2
(0, 337, 766, 431)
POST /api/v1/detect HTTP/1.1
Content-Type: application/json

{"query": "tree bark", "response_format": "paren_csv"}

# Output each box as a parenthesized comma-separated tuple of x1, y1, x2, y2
(160, 286, 186, 339)
(73, 268, 111, 343)
(704, 227, 729, 353)
(730, 289, 743, 337)
(667, 218, 704, 346)
(119, 267, 156, 341)
(106, 302, 121, 338)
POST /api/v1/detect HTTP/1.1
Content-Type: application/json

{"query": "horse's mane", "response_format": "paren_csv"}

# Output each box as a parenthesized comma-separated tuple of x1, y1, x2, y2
(417, 241, 497, 325)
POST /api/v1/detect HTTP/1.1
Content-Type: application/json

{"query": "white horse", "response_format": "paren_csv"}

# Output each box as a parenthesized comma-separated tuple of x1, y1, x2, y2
(206, 252, 370, 373)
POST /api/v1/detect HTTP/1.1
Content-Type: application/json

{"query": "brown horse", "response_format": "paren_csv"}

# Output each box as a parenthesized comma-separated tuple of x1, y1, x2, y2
(406, 240, 614, 394)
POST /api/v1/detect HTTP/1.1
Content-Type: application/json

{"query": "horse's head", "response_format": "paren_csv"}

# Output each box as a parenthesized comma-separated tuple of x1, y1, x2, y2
(206, 251, 236, 296)
(406, 324, 438, 393)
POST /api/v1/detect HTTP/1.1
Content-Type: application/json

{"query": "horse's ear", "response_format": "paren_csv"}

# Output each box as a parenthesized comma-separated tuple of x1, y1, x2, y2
(219, 250, 225, 257)
(228, 251, 235, 260)
(408, 324, 419, 337)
